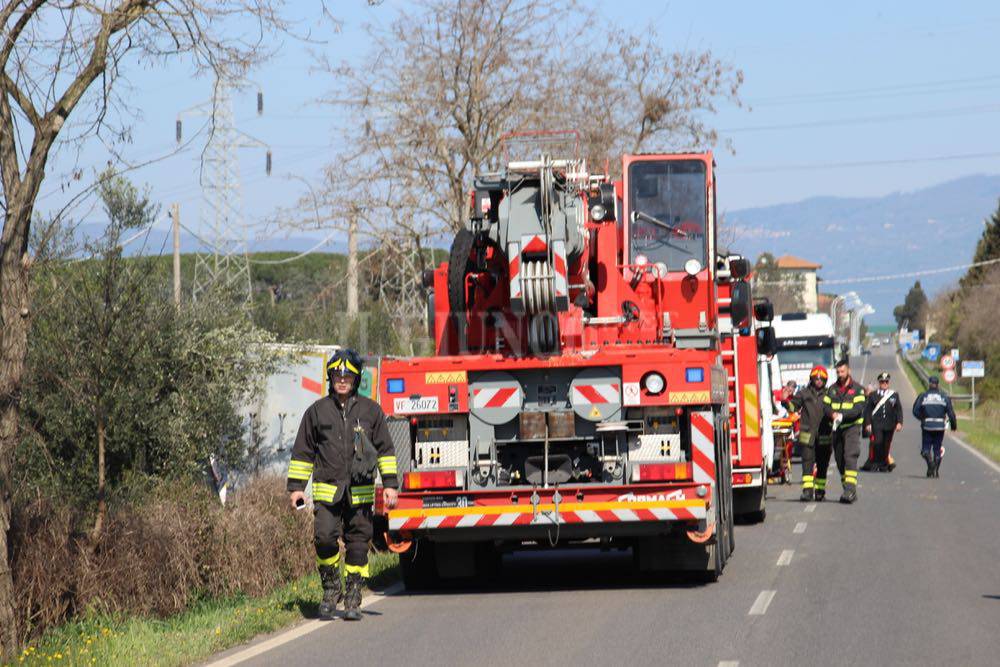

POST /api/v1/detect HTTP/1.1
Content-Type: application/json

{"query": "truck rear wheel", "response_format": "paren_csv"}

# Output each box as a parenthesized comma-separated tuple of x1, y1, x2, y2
(399, 539, 441, 591)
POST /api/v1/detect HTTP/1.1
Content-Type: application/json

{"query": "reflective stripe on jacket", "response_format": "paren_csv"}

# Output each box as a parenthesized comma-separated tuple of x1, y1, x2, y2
(286, 393, 399, 505)
(785, 384, 832, 447)
(823, 378, 867, 430)
(912, 389, 956, 432)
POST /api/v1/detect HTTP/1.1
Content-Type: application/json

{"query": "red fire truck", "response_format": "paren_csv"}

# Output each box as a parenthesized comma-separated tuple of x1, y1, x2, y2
(377, 146, 776, 586)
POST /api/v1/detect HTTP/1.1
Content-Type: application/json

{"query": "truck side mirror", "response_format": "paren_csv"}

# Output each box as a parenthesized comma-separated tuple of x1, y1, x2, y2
(730, 280, 752, 329)
(754, 301, 774, 322)
(729, 257, 751, 279)
(756, 326, 778, 356)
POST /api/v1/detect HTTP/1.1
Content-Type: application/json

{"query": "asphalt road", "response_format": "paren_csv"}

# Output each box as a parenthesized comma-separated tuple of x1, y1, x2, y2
(214, 347, 1000, 667)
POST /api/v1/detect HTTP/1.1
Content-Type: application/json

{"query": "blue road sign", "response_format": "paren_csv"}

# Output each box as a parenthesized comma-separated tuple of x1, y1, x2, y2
(922, 344, 941, 361)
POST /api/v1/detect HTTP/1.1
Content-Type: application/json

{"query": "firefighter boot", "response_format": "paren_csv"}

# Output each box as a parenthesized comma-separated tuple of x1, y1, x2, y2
(932, 457, 942, 478)
(800, 487, 814, 502)
(840, 484, 857, 504)
(318, 565, 342, 620)
(814, 478, 826, 502)
(343, 572, 363, 621)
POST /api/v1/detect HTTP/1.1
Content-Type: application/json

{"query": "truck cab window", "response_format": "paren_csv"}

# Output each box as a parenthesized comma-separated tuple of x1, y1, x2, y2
(628, 160, 707, 270)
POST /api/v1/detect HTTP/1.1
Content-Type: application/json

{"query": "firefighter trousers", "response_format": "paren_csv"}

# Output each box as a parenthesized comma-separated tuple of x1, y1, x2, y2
(804, 436, 833, 492)
(832, 424, 861, 489)
(314, 497, 374, 577)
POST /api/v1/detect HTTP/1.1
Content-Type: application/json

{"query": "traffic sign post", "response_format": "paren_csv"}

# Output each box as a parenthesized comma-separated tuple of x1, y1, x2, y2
(961, 361, 986, 421)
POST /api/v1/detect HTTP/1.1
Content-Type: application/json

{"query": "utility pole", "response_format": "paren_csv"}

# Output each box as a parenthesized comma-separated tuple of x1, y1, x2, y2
(347, 216, 359, 316)
(172, 202, 182, 307)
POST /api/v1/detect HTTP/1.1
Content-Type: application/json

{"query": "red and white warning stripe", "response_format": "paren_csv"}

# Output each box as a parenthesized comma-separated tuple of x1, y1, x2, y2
(552, 239, 568, 309)
(571, 383, 620, 405)
(521, 234, 548, 255)
(472, 386, 522, 409)
(507, 241, 522, 300)
(388, 501, 707, 531)
(690, 410, 716, 485)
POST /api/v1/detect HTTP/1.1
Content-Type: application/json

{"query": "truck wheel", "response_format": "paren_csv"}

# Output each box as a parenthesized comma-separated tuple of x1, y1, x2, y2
(701, 502, 726, 583)
(734, 482, 767, 524)
(399, 539, 440, 591)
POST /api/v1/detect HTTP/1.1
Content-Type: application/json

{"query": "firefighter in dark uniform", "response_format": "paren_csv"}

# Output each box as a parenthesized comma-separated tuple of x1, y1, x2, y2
(912, 375, 957, 478)
(286, 349, 399, 620)
(862, 371, 903, 472)
(781, 365, 833, 502)
(823, 358, 866, 504)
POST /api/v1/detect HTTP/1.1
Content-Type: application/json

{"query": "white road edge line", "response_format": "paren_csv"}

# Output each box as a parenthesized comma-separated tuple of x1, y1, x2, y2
(777, 549, 794, 566)
(946, 431, 1000, 475)
(206, 582, 405, 667)
(794, 521, 807, 534)
(804, 503, 817, 513)
(718, 662, 740, 667)
(748, 590, 776, 616)
(894, 353, 1000, 475)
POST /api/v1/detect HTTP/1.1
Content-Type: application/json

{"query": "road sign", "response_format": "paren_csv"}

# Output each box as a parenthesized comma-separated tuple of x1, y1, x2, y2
(961, 361, 985, 378)
(942, 368, 957, 384)
(922, 344, 941, 362)
(940, 355, 955, 370)
(951, 348, 960, 362)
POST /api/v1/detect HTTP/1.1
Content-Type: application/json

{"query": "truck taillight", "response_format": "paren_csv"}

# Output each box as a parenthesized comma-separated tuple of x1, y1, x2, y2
(732, 472, 753, 485)
(403, 470, 464, 491)
(633, 462, 693, 482)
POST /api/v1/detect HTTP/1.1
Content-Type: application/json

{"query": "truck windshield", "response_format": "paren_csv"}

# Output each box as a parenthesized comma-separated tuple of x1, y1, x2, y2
(777, 347, 835, 372)
(628, 160, 707, 270)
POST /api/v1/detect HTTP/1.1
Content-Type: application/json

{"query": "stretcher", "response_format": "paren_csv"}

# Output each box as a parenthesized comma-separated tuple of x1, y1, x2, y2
(768, 415, 798, 485)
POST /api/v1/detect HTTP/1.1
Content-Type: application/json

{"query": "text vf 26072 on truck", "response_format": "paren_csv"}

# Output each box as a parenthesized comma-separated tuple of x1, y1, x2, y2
(377, 141, 777, 586)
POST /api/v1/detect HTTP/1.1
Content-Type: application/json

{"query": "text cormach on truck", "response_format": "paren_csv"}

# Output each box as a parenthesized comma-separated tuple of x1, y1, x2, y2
(377, 144, 777, 586)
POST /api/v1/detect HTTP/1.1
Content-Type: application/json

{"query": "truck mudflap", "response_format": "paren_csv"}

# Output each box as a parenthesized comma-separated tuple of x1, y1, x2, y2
(388, 485, 708, 533)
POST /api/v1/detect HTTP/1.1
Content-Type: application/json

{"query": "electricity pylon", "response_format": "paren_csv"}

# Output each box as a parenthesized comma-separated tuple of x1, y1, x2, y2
(176, 75, 271, 303)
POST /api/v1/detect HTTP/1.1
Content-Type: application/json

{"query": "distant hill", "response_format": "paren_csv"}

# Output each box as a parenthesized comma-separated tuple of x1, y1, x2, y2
(725, 174, 1000, 325)
(69, 174, 999, 327)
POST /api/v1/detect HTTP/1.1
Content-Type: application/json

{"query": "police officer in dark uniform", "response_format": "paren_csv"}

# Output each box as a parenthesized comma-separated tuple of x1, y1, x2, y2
(862, 371, 904, 472)
(287, 349, 399, 620)
(912, 375, 957, 478)
(823, 359, 866, 504)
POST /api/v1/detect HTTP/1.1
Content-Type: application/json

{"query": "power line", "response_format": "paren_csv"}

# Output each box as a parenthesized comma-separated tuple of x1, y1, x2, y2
(747, 74, 1000, 106)
(247, 229, 344, 264)
(819, 257, 1000, 285)
(722, 103, 1000, 134)
(726, 149, 1000, 174)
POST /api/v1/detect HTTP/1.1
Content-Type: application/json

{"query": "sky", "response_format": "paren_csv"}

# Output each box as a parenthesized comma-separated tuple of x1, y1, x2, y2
(34, 0, 1000, 313)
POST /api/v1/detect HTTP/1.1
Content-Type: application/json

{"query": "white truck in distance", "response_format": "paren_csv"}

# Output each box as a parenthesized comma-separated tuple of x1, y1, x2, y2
(771, 313, 836, 389)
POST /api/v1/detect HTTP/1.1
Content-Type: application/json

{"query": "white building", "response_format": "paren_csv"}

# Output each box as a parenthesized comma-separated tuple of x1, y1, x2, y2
(775, 255, 822, 313)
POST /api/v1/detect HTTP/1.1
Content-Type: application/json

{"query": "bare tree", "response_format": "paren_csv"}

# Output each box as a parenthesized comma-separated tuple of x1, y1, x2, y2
(0, 1, 290, 655)
(299, 0, 742, 329)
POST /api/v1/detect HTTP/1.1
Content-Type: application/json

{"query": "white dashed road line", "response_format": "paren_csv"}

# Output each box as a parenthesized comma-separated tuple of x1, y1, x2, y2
(776, 549, 794, 566)
(804, 503, 817, 512)
(718, 661, 740, 667)
(793, 521, 808, 534)
(749, 590, 777, 616)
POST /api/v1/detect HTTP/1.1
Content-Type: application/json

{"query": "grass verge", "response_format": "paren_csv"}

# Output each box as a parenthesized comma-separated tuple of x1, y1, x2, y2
(898, 353, 1000, 464)
(9, 552, 399, 667)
